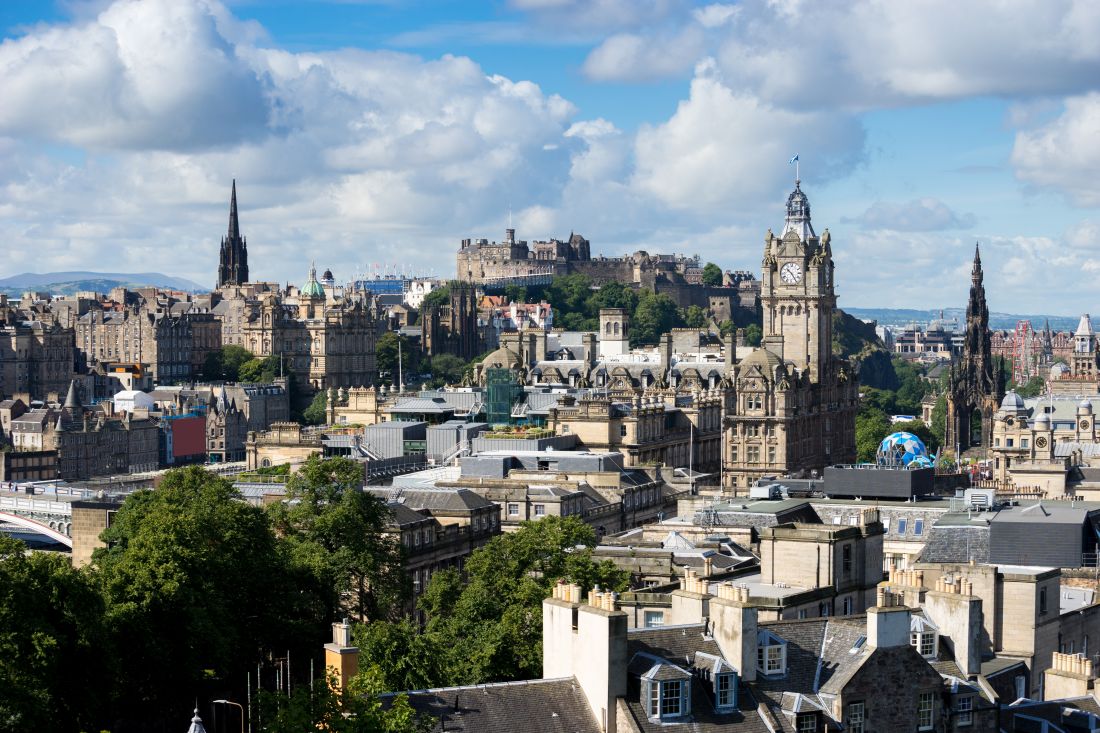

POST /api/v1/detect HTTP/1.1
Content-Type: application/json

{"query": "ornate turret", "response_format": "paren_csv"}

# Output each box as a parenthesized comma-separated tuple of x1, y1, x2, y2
(782, 180, 816, 242)
(301, 262, 325, 300)
(217, 180, 249, 288)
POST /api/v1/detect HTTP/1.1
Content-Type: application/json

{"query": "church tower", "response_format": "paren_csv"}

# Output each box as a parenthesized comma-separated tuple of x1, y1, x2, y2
(760, 180, 836, 381)
(217, 180, 249, 288)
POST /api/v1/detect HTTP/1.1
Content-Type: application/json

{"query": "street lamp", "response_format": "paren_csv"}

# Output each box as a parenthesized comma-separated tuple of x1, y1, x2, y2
(213, 699, 245, 733)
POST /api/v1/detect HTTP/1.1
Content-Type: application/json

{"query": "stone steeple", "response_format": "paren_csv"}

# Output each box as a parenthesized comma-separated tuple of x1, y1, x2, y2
(217, 180, 249, 288)
(946, 243, 1005, 452)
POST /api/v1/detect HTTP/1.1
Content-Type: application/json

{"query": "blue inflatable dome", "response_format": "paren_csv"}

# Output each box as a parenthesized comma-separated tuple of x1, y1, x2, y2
(877, 431, 929, 467)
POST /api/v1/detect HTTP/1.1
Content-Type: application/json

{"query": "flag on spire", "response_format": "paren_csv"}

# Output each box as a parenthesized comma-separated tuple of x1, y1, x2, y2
(789, 154, 799, 164)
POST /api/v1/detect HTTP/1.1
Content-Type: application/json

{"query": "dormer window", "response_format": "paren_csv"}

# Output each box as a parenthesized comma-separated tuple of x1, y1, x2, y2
(643, 675, 691, 720)
(910, 616, 938, 659)
(757, 631, 787, 676)
(716, 672, 736, 709)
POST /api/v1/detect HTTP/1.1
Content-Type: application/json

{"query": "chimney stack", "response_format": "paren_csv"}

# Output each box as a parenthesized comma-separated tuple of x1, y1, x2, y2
(324, 618, 359, 693)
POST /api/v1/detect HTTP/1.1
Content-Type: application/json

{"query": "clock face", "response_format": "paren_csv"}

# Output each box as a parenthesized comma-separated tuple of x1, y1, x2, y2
(780, 262, 803, 284)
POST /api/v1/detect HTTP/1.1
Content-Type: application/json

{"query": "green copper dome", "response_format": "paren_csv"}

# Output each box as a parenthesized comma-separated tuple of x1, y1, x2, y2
(301, 262, 325, 299)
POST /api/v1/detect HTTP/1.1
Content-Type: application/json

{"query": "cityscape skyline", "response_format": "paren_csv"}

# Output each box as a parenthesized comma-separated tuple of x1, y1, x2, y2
(0, 0, 1098, 314)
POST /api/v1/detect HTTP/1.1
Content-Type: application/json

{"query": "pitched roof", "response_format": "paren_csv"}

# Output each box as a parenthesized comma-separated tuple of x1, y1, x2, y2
(392, 677, 601, 733)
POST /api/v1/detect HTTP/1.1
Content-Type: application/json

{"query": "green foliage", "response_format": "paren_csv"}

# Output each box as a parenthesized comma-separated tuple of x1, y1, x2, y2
(430, 353, 467, 387)
(417, 516, 628, 684)
(0, 535, 108, 730)
(202, 344, 255, 381)
(856, 350, 899, 390)
(239, 353, 282, 383)
(256, 673, 430, 733)
(680, 304, 708, 329)
(377, 332, 419, 381)
(354, 618, 446, 692)
(891, 358, 928, 414)
(302, 389, 328, 425)
(930, 393, 947, 447)
(545, 274, 595, 317)
(855, 406, 892, 462)
(502, 284, 527, 303)
(420, 285, 451, 312)
(632, 291, 679, 346)
(587, 280, 639, 314)
(268, 456, 408, 622)
(94, 466, 322, 724)
(701, 262, 723, 287)
(1009, 375, 1046, 398)
(744, 323, 762, 347)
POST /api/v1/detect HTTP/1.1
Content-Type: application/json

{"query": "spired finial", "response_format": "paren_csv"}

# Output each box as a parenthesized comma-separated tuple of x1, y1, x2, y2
(228, 179, 240, 240)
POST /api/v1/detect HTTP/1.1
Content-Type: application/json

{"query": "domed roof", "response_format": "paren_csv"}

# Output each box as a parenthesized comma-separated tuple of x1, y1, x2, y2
(740, 347, 783, 374)
(1080, 398, 1093, 411)
(301, 262, 325, 299)
(1000, 390, 1024, 410)
(782, 180, 816, 241)
(1032, 412, 1050, 426)
(482, 345, 521, 369)
(877, 431, 929, 467)
(1050, 362, 1070, 377)
(322, 268, 334, 281)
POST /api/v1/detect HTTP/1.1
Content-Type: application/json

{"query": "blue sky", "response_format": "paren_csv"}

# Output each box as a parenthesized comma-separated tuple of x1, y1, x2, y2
(0, 0, 1098, 315)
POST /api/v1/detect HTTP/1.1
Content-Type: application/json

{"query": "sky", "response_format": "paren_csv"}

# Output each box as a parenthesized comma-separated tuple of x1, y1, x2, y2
(0, 1, 1098, 315)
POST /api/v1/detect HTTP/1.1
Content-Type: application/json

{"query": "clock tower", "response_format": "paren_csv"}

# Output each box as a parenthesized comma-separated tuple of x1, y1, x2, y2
(760, 180, 835, 381)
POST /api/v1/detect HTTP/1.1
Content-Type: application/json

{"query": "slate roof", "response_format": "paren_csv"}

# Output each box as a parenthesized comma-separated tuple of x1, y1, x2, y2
(1001, 696, 1100, 731)
(367, 486, 496, 513)
(393, 677, 601, 733)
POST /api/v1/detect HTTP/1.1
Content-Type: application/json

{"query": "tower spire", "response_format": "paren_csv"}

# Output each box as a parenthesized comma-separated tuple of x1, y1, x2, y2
(228, 178, 240, 240)
(971, 242, 983, 285)
(217, 179, 249, 287)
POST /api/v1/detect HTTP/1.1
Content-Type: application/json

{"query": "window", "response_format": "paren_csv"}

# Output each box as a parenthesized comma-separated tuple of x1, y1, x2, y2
(842, 596, 853, 615)
(897, 518, 908, 534)
(1007, 438, 1014, 447)
(507, 503, 519, 516)
(1015, 674, 1026, 700)
(1039, 587, 1048, 615)
(747, 446, 760, 463)
(797, 713, 817, 732)
(883, 518, 891, 532)
(846, 702, 865, 733)
(842, 544, 852, 575)
(716, 672, 736, 708)
(561, 423, 569, 433)
(833, 515, 841, 525)
(1022, 438, 1029, 448)
(757, 633, 786, 675)
(643, 611, 665, 628)
(911, 631, 936, 658)
(913, 519, 924, 536)
(730, 445, 738, 463)
(657, 680, 683, 717)
(957, 695, 973, 726)
(534, 504, 546, 517)
(918, 691, 935, 730)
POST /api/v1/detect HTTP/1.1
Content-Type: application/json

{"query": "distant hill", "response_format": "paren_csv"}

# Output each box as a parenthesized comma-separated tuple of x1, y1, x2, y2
(0, 271, 206, 297)
(844, 307, 1079, 332)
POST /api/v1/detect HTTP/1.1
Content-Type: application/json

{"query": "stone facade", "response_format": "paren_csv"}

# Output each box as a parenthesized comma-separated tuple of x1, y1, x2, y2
(0, 321, 75, 401)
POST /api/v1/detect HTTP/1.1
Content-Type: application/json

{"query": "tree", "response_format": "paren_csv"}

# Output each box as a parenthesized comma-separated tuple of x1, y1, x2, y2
(302, 389, 328, 425)
(502, 284, 528, 303)
(680, 304, 708, 329)
(420, 284, 451, 313)
(587, 281, 638, 315)
(354, 618, 446, 692)
(202, 345, 254, 381)
(94, 466, 318, 725)
(1011, 375, 1046, 398)
(744, 323, 763, 347)
(238, 353, 282, 383)
(0, 536, 109, 731)
(377, 332, 417, 381)
(430, 353, 467, 387)
(930, 394, 947, 448)
(418, 516, 628, 684)
(855, 406, 891, 462)
(631, 291, 679, 346)
(701, 262, 723, 287)
(268, 456, 408, 623)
